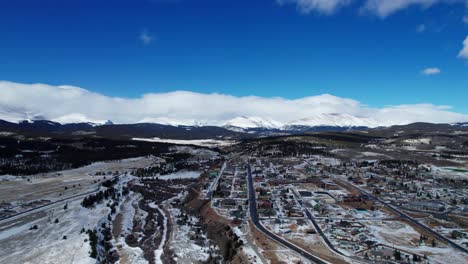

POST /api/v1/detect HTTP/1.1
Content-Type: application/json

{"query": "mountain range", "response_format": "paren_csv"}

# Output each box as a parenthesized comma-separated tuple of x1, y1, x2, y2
(0, 112, 384, 129)
(2, 102, 468, 129)
(1, 107, 468, 140)
(0, 115, 467, 142)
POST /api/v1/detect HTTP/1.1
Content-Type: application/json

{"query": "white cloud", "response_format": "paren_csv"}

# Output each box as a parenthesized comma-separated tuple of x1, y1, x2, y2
(416, 24, 426, 32)
(363, 0, 437, 18)
(277, 0, 468, 19)
(139, 29, 154, 45)
(276, 0, 353, 15)
(421, 67, 441, 75)
(363, 0, 466, 18)
(459, 35, 468, 59)
(0, 81, 467, 126)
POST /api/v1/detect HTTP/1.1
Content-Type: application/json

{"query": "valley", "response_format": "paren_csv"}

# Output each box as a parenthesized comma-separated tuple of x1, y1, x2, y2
(0, 121, 467, 263)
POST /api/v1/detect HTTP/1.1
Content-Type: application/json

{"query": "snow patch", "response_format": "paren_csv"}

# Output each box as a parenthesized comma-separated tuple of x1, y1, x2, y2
(158, 171, 201, 180)
(132, 137, 235, 147)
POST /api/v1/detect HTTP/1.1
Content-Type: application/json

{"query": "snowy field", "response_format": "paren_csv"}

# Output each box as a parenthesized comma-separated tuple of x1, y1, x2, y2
(360, 151, 388, 157)
(231, 226, 264, 264)
(0, 199, 109, 264)
(171, 145, 219, 159)
(306, 156, 341, 166)
(158, 171, 201, 180)
(0, 157, 159, 264)
(112, 192, 148, 264)
(166, 206, 212, 263)
(431, 165, 468, 179)
(403, 138, 432, 144)
(132, 137, 236, 147)
(363, 220, 468, 264)
(0, 156, 156, 207)
(164, 191, 218, 264)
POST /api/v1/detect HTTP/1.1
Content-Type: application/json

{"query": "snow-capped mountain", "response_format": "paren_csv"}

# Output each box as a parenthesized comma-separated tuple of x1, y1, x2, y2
(52, 113, 113, 126)
(221, 114, 380, 131)
(284, 113, 380, 129)
(222, 116, 283, 130)
(0, 107, 46, 123)
(0, 110, 382, 131)
(0, 109, 113, 127)
(2, 105, 464, 134)
(138, 117, 210, 127)
(451, 122, 468, 127)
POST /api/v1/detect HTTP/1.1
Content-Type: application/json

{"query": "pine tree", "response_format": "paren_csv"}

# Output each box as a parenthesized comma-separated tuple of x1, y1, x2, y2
(394, 250, 401, 260)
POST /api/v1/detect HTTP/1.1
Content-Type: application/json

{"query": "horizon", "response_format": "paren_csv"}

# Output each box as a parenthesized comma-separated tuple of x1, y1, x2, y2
(1, 80, 467, 126)
(1, 0, 468, 124)
(1, 2, 468, 263)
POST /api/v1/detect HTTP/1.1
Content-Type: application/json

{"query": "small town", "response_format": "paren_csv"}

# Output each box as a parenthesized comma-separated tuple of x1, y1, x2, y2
(207, 148, 468, 264)
(1, 1, 468, 263)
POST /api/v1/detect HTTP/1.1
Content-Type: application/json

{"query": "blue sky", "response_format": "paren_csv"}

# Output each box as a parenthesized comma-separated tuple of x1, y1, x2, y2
(0, 0, 467, 113)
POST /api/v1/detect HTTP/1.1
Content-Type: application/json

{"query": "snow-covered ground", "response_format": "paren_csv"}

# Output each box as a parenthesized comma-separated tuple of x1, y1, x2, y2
(285, 113, 380, 128)
(171, 145, 219, 159)
(148, 202, 168, 264)
(363, 220, 468, 264)
(132, 137, 236, 147)
(232, 226, 264, 264)
(222, 116, 283, 129)
(360, 151, 387, 157)
(165, 191, 215, 264)
(403, 138, 431, 144)
(158, 171, 201, 180)
(0, 200, 109, 264)
(0, 157, 160, 264)
(0, 174, 22, 182)
(166, 209, 212, 263)
(430, 165, 468, 179)
(306, 156, 341, 166)
(112, 192, 148, 264)
(0, 157, 156, 216)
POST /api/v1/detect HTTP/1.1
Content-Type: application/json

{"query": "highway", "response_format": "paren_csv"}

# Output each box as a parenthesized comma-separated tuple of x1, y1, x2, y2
(246, 160, 330, 264)
(0, 174, 121, 225)
(0, 188, 99, 225)
(335, 178, 468, 255)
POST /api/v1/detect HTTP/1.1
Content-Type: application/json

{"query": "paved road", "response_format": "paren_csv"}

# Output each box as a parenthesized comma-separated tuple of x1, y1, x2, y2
(335, 178, 468, 255)
(291, 189, 369, 264)
(246, 161, 330, 264)
(0, 188, 100, 225)
(0, 174, 121, 225)
(292, 191, 345, 257)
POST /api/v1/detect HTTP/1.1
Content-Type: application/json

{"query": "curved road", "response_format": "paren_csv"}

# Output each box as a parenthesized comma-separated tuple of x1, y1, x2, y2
(335, 178, 468, 255)
(291, 190, 369, 264)
(246, 161, 330, 264)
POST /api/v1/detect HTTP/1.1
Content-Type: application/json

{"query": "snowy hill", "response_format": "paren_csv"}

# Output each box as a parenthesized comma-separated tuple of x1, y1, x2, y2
(222, 114, 380, 131)
(52, 113, 113, 126)
(0, 108, 113, 127)
(137, 117, 205, 127)
(0, 107, 45, 123)
(284, 113, 380, 129)
(1, 105, 465, 135)
(222, 116, 283, 130)
(451, 122, 468, 127)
